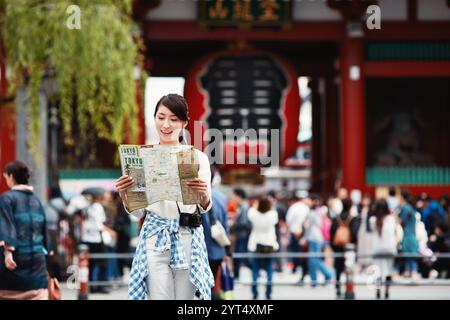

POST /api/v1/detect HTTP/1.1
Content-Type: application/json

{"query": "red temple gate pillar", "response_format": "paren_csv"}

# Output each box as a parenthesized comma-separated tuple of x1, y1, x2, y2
(340, 31, 366, 192)
(0, 38, 16, 194)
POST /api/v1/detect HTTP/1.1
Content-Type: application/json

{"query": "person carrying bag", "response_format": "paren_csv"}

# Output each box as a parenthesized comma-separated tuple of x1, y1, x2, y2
(209, 209, 231, 247)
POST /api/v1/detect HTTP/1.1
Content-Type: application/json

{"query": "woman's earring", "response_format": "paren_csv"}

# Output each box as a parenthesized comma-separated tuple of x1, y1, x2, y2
(179, 128, 185, 143)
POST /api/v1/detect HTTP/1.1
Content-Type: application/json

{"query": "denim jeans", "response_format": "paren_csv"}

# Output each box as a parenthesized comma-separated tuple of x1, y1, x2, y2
(233, 238, 249, 279)
(405, 258, 418, 273)
(307, 241, 334, 286)
(251, 257, 273, 299)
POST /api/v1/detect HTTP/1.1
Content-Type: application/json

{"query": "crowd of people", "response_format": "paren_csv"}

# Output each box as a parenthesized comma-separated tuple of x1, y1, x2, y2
(224, 185, 450, 299)
(1, 160, 449, 300)
(45, 187, 141, 294)
(0, 163, 141, 297)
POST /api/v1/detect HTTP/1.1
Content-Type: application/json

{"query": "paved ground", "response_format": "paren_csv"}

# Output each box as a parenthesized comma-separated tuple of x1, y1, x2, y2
(61, 266, 450, 300)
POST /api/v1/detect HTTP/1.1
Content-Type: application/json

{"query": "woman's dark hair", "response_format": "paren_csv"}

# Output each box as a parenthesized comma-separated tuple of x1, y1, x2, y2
(257, 196, 272, 214)
(3, 161, 30, 185)
(373, 199, 390, 236)
(388, 186, 396, 197)
(342, 198, 353, 213)
(233, 188, 246, 200)
(50, 186, 63, 199)
(154, 94, 189, 143)
(154, 94, 189, 120)
(401, 190, 411, 203)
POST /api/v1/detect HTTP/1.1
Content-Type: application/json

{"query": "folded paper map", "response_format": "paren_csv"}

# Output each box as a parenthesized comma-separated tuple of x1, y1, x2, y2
(118, 145, 149, 211)
(139, 144, 202, 205)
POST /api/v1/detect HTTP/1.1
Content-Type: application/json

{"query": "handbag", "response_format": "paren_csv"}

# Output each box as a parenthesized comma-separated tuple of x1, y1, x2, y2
(209, 209, 231, 247)
(219, 261, 234, 300)
(48, 276, 61, 300)
(256, 243, 274, 254)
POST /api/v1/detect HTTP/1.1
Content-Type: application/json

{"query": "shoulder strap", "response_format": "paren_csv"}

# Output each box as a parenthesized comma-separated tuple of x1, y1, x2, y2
(345, 214, 353, 224)
(337, 214, 352, 226)
(176, 202, 182, 215)
(176, 202, 201, 215)
(208, 205, 216, 224)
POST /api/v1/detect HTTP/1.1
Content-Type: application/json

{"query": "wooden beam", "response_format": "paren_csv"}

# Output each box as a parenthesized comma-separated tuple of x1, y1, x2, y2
(142, 21, 450, 42)
(143, 21, 344, 41)
(365, 22, 450, 40)
(365, 61, 450, 77)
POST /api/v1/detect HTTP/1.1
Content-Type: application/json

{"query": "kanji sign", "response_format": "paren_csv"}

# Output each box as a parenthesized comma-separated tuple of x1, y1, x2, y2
(198, 0, 292, 28)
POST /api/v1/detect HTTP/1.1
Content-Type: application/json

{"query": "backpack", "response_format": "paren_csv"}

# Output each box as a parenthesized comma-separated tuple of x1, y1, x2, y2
(333, 215, 352, 247)
(320, 210, 332, 242)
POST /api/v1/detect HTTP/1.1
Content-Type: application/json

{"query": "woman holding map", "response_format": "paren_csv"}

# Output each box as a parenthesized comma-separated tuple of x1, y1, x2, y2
(115, 94, 214, 300)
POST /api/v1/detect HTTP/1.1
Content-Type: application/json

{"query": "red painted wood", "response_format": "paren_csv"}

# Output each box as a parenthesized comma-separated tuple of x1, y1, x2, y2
(340, 37, 366, 193)
(135, 81, 146, 145)
(184, 49, 300, 165)
(0, 104, 16, 194)
(143, 21, 344, 41)
(142, 21, 450, 41)
(123, 80, 146, 145)
(404, 186, 450, 199)
(365, 61, 450, 77)
(365, 22, 450, 40)
(0, 39, 7, 97)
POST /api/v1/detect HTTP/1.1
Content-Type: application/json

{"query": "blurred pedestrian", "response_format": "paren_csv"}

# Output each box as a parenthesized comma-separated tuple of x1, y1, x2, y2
(268, 190, 287, 272)
(102, 191, 120, 283)
(356, 194, 373, 270)
(440, 194, 450, 223)
(303, 194, 334, 287)
(112, 191, 133, 278)
(386, 186, 399, 213)
(350, 189, 362, 217)
(285, 191, 311, 283)
(428, 221, 450, 278)
(330, 198, 359, 298)
(370, 199, 397, 299)
(398, 191, 419, 279)
(422, 198, 447, 237)
(232, 187, 252, 280)
(0, 161, 50, 300)
(45, 186, 68, 281)
(337, 188, 348, 200)
(247, 196, 279, 300)
(202, 168, 232, 300)
(81, 189, 115, 293)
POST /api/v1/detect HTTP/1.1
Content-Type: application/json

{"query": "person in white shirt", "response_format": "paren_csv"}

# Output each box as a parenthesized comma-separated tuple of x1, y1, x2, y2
(80, 192, 116, 293)
(115, 94, 214, 300)
(386, 186, 400, 213)
(247, 196, 279, 300)
(285, 193, 311, 282)
(369, 199, 398, 299)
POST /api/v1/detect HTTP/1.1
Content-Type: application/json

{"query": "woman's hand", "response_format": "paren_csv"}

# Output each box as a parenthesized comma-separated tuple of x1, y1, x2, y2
(185, 178, 210, 209)
(115, 175, 134, 209)
(4, 250, 17, 271)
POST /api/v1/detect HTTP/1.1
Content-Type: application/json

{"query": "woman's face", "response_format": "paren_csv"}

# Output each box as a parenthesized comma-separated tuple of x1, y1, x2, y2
(155, 104, 187, 145)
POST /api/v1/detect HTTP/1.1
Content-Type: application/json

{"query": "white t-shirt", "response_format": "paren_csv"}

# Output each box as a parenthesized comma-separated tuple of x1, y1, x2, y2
(128, 148, 212, 220)
(286, 201, 309, 235)
(247, 207, 279, 252)
(81, 202, 106, 244)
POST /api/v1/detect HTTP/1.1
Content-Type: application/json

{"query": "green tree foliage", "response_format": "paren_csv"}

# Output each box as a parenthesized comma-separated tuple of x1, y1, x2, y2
(0, 0, 145, 161)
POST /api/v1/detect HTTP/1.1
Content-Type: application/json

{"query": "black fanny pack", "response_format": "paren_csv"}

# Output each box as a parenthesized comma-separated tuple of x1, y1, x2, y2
(177, 203, 202, 228)
(256, 244, 274, 254)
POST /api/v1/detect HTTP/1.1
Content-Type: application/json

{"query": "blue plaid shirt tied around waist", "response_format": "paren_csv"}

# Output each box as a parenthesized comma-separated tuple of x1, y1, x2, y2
(128, 211, 215, 300)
